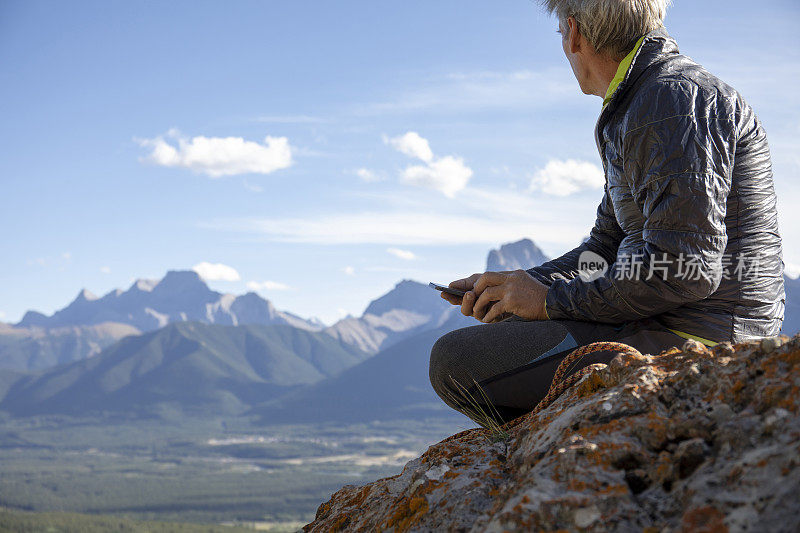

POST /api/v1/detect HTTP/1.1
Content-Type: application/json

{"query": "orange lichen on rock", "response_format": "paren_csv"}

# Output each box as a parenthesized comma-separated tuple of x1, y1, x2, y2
(680, 505, 728, 533)
(303, 335, 800, 532)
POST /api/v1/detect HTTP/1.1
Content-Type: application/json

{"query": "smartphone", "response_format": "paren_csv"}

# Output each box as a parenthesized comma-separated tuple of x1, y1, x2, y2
(429, 282, 466, 298)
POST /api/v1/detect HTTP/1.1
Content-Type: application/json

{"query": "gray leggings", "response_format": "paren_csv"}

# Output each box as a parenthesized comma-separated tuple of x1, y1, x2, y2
(429, 316, 686, 424)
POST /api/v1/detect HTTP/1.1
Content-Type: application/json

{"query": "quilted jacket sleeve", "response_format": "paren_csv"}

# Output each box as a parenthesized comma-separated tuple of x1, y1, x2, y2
(543, 81, 734, 323)
(525, 185, 624, 287)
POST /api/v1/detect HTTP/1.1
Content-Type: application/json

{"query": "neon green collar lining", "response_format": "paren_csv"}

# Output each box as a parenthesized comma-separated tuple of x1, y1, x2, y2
(602, 35, 646, 107)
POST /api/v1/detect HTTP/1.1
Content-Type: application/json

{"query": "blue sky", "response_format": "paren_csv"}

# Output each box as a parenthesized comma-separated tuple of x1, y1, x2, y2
(1, 0, 799, 326)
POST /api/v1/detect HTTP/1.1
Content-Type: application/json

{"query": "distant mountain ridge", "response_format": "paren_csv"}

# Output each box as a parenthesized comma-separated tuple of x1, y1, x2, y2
(17, 270, 323, 333)
(0, 239, 557, 372)
(0, 239, 552, 417)
(0, 322, 140, 371)
(1, 321, 369, 417)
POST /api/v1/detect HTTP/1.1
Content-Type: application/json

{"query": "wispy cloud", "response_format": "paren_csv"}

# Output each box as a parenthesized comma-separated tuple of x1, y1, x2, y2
(355, 168, 384, 183)
(27, 253, 72, 269)
(192, 262, 241, 282)
(354, 67, 581, 116)
(529, 159, 604, 196)
(137, 129, 292, 178)
(100, 266, 111, 274)
(246, 280, 292, 291)
(202, 176, 602, 250)
(387, 248, 417, 260)
(205, 209, 583, 246)
(386, 132, 473, 197)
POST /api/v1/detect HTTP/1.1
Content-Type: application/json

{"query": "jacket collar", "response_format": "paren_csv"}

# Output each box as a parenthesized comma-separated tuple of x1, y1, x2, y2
(593, 27, 679, 157)
(604, 26, 680, 112)
(603, 35, 646, 107)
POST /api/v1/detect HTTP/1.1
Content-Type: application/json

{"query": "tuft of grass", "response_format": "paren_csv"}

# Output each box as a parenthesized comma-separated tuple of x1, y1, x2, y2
(443, 375, 510, 442)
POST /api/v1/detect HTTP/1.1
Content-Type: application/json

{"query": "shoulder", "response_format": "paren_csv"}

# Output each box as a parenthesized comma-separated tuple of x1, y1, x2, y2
(613, 55, 752, 186)
(620, 54, 744, 139)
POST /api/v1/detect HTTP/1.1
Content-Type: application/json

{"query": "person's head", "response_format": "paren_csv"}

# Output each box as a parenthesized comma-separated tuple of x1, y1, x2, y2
(542, 0, 671, 96)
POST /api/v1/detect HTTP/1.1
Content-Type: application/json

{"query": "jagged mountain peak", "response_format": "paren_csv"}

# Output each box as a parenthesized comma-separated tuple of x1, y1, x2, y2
(75, 288, 98, 302)
(153, 270, 213, 295)
(130, 278, 158, 292)
(486, 238, 549, 272)
(362, 279, 446, 318)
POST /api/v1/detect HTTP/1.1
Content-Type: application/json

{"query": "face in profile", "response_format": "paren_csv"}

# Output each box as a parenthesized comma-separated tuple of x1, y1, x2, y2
(559, 18, 592, 95)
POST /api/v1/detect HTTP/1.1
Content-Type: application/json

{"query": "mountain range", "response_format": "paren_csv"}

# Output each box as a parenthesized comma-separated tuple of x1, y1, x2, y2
(0, 268, 479, 371)
(17, 270, 324, 332)
(0, 322, 369, 417)
(0, 239, 545, 419)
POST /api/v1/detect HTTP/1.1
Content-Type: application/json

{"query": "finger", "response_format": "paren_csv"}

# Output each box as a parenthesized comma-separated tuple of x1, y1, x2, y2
(449, 279, 466, 290)
(461, 290, 475, 317)
(473, 272, 508, 297)
(482, 298, 509, 323)
(473, 285, 504, 320)
(449, 273, 480, 291)
(440, 292, 462, 305)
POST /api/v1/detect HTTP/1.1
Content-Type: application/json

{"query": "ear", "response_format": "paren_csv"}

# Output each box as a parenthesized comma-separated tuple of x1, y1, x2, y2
(567, 16, 581, 54)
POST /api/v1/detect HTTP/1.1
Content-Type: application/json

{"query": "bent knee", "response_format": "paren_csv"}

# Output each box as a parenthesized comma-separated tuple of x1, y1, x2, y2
(429, 329, 470, 395)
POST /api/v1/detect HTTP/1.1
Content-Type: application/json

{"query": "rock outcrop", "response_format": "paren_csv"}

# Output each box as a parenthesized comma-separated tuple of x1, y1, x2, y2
(305, 335, 800, 532)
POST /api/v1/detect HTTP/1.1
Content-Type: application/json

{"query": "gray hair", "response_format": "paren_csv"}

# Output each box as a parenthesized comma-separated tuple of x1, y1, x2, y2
(542, 0, 671, 59)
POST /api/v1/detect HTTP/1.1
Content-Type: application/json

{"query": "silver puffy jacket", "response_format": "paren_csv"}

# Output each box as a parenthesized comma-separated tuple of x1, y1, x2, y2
(527, 27, 785, 343)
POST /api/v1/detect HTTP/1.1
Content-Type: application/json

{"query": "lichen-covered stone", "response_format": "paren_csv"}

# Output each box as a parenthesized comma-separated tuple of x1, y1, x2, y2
(305, 335, 800, 532)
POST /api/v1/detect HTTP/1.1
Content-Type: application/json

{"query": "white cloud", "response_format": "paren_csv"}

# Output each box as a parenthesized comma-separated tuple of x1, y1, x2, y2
(387, 132, 473, 197)
(342, 266, 356, 276)
(400, 156, 473, 198)
(356, 168, 383, 182)
(246, 280, 291, 291)
(0, 311, 6, 321)
(387, 248, 417, 260)
(192, 262, 241, 282)
(62, 252, 72, 262)
(137, 130, 292, 178)
(100, 266, 111, 274)
(529, 159, 605, 196)
(386, 132, 434, 162)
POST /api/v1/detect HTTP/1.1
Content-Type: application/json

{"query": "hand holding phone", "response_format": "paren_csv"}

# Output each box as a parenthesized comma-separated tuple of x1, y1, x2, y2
(428, 282, 466, 298)
(430, 273, 482, 306)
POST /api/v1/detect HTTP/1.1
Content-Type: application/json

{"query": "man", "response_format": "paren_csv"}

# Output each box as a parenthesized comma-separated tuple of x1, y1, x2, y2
(430, 0, 785, 425)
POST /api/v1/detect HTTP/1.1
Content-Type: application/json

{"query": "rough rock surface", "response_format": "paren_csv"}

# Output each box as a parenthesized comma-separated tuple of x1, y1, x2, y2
(305, 335, 800, 532)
